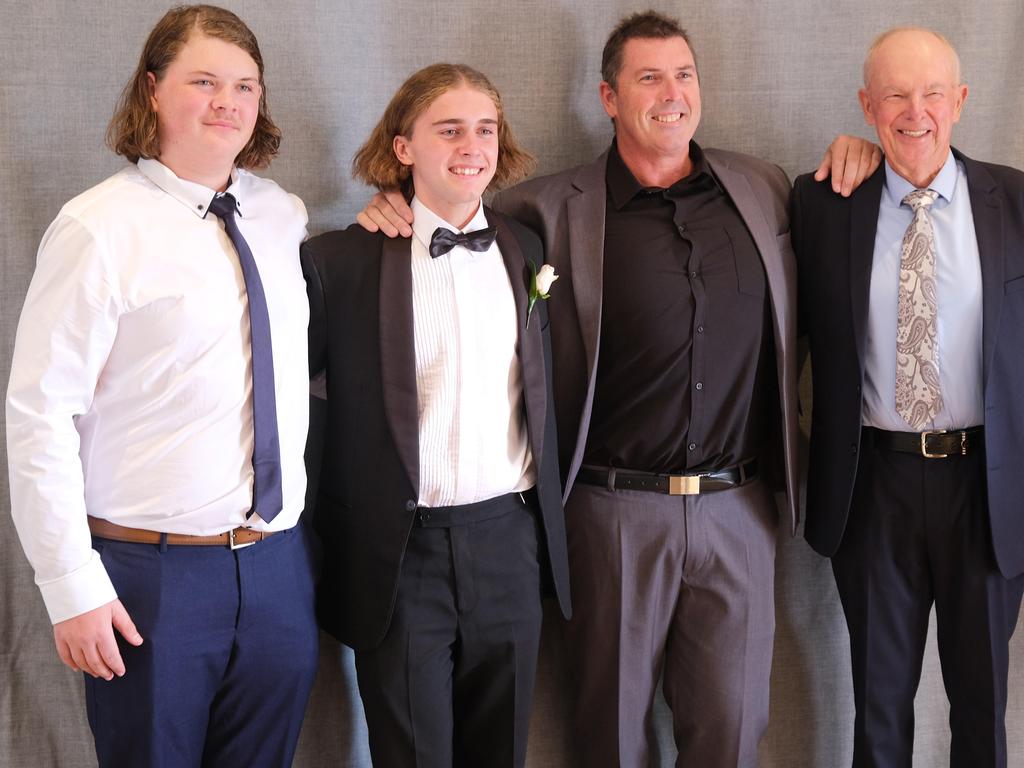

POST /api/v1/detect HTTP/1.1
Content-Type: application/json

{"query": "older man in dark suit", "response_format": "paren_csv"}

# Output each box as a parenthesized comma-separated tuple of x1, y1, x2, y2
(793, 26, 1024, 767)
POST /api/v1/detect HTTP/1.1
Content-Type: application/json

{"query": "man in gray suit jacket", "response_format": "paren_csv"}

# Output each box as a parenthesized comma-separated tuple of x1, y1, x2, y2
(360, 11, 878, 766)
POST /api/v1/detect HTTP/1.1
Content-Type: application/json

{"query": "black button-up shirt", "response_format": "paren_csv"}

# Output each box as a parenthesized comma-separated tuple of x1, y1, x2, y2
(583, 142, 775, 474)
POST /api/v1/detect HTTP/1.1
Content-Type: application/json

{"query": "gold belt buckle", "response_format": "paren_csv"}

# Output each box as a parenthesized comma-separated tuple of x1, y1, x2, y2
(920, 429, 949, 459)
(668, 475, 702, 495)
(229, 527, 257, 550)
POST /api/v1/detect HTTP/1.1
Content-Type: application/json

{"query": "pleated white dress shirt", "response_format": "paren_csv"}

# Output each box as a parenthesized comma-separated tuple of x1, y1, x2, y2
(6, 158, 310, 623)
(409, 197, 534, 507)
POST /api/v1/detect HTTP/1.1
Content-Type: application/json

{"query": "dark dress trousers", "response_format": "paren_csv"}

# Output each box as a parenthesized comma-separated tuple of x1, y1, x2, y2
(301, 209, 570, 768)
(793, 150, 1024, 767)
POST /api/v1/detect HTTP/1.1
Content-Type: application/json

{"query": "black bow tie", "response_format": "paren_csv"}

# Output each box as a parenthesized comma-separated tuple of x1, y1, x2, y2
(428, 226, 498, 259)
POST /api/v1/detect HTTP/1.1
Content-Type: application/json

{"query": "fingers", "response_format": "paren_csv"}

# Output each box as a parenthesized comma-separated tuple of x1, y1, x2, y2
(52, 599, 134, 680)
(813, 149, 833, 182)
(355, 210, 382, 234)
(111, 600, 143, 647)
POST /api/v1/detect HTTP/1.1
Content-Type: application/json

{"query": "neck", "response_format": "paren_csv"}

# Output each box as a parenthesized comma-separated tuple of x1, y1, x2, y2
(157, 152, 235, 192)
(617, 141, 693, 188)
(418, 195, 481, 230)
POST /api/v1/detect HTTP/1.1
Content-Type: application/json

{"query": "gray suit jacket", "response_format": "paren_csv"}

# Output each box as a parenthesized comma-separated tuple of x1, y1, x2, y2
(494, 147, 800, 532)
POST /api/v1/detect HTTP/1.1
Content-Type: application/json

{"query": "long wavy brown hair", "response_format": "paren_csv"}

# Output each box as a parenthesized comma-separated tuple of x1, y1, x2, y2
(352, 63, 535, 197)
(106, 4, 280, 169)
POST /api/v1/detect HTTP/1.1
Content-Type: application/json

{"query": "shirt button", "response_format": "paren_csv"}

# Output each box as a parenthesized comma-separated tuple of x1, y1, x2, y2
(690, 271, 698, 278)
(677, 224, 687, 235)
(695, 382, 703, 390)
(405, 500, 417, 512)
(688, 442, 697, 451)
(697, 325, 705, 333)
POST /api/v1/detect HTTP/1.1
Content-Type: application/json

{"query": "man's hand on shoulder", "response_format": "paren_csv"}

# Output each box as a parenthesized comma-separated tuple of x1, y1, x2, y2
(814, 135, 882, 197)
(355, 190, 414, 238)
(53, 598, 143, 680)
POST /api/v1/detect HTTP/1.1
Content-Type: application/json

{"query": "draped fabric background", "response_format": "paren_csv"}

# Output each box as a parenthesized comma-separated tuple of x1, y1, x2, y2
(2, 1, 1023, 766)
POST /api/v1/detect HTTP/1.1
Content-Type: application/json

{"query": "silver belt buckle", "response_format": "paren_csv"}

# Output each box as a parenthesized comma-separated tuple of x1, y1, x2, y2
(668, 475, 702, 495)
(920, 429, 949, 459)
(229, 527, 256, 550)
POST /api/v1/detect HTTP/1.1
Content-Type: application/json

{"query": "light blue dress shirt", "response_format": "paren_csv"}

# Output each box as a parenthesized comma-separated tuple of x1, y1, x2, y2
(862, 152, 984, 431)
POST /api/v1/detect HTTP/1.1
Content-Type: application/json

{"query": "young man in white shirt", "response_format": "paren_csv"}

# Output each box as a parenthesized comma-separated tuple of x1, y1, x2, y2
(6, 6, 317, 766)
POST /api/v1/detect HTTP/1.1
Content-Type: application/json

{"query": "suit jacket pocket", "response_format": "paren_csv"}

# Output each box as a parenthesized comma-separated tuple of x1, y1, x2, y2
(1004, 274, 1024, 294)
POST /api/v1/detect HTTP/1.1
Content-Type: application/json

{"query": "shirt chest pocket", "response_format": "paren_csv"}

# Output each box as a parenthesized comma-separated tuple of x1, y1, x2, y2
(689, 223, 765, 298)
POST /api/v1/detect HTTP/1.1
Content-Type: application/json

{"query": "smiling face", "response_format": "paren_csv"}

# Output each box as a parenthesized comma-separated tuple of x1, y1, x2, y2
(148, 32, 261, 189)
(599, 35, 701, 183)
(393, 84, 499, 229)
(859, 29, 967, 188)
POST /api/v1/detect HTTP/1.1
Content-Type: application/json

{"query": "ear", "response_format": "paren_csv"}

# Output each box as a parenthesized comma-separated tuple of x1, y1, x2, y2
(952, 82, 968, 123)
(599, 80, 618, 120)
(393, 135, 414, 167)
(858, 88, 875, 126)
(147, 71, 158, 112)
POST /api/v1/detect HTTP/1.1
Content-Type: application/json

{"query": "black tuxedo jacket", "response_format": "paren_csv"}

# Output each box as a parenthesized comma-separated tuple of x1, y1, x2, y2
(792, 148, 1024, 579)
(301, 209, 571, 651)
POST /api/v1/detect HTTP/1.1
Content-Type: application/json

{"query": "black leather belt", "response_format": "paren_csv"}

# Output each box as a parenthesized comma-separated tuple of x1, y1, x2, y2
(867, 426, 983, 458)
(577, 459, 758, 496)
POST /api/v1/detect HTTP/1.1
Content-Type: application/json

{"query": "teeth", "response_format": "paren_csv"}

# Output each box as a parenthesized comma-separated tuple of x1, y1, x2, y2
(450, 167, 482, 176)
(652, 113, 682, 123)
(901, 129, 928, 137)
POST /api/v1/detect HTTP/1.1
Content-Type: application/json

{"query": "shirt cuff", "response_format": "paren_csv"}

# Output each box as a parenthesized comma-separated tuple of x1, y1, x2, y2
(38, 550, 118, 625)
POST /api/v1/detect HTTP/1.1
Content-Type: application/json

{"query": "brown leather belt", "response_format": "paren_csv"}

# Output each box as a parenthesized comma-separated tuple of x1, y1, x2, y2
(867, 426, 983, 458)
(87, 516, 281, 550)
(577, 458, 758, 495)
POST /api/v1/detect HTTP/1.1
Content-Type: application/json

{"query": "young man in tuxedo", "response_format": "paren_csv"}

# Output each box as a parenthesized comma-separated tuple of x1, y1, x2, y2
(302, 63, 570, 768)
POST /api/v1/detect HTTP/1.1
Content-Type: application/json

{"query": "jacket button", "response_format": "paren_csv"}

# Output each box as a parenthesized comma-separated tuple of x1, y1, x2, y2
(405, 500, 417, 511)
(850, 443, 858, 454)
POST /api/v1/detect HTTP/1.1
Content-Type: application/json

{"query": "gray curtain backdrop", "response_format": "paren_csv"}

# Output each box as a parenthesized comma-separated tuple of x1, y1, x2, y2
(2, 1, 1022, 766)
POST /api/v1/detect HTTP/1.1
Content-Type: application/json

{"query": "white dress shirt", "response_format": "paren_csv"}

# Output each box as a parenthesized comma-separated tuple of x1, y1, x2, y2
(409, 197, 534, 507)
(6, 158, 310, 623)
(863, 152, 984, 431)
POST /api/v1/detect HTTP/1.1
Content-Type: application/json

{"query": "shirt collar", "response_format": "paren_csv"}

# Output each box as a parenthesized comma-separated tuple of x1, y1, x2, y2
(883, 150, 958, 207)
(410, 196, 490, 251)
(606, 140, 717, 210)
(136, 158, 243, 219)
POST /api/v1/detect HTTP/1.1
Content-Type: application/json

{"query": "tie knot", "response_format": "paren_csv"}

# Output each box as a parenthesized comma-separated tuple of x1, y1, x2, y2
(902, 188, 938, 212)
(429, 225, 498, 259)
(208, 192, 238, 220)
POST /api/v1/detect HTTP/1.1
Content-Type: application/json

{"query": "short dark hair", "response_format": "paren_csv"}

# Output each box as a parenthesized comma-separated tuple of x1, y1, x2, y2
(107, 4, 280, 169)
(601, 10, 695, 88)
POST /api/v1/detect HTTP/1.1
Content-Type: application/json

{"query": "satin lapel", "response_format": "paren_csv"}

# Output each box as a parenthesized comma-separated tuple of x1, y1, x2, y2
(492, 212, 547, 462)
(849, 169, 885, 364)
(960, 152, 1003, 389)
(379, 237, 419, 494)
(566, 158, 608, 398)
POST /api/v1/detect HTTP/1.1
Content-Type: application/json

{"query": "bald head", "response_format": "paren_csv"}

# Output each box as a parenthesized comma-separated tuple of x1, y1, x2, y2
(864, 27, 961, 88)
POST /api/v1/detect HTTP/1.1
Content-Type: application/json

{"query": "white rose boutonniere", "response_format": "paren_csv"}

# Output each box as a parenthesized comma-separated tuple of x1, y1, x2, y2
(527, 262, 558, 328)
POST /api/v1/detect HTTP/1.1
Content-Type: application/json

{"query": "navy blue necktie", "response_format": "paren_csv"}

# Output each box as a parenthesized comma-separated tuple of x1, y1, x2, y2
(208, 192, 283, 523)
(429, 225, 497, 259)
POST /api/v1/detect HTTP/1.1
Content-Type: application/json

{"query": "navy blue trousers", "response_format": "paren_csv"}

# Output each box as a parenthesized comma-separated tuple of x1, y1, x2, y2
(85, 525, 319, 768)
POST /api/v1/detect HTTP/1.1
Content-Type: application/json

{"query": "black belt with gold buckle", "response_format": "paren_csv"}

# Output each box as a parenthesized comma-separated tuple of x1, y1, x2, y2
(577, 458, 758, 495)
(868, 426, 983, 458)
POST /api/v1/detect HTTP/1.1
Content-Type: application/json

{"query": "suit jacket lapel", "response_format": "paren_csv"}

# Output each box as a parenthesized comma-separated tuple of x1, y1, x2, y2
(849, 167, 885, 365)
(379, 237, 419, 494)
(958, 150, 1003, 389)
(491, 211, 547, 462)
(707, 159, 790, 336)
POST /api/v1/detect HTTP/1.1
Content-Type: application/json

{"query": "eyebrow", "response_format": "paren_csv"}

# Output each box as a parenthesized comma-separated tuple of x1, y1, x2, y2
(637, 64, 696, 74)
(430, 118, 499, 126)
(187, 70, 259, 82)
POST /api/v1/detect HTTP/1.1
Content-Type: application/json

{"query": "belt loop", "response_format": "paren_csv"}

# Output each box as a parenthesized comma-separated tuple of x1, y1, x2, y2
(159, 532, 168, 553)
(606, 467, 617, 493)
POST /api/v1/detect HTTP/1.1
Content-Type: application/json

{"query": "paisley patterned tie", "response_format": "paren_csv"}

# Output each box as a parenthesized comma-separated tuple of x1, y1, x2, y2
(895, 189, 941, 430)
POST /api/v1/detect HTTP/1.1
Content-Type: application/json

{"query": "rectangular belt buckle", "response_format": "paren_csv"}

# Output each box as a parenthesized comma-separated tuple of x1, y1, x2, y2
(920, 429, 948, 459)
(229, 528, 256, 550)
(668, 475, 701, 495)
